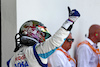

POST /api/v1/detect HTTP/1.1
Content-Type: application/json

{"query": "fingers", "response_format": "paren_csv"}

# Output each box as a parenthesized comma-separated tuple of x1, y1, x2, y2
(68, 6, 71, 16)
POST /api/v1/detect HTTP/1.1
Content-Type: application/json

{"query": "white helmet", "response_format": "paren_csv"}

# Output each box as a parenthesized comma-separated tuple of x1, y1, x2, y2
(14, 20, 51, 52)
(19, 20, 51, 42)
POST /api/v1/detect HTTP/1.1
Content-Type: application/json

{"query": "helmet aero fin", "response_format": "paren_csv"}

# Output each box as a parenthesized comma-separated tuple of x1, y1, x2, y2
(14, 33, 22, 52)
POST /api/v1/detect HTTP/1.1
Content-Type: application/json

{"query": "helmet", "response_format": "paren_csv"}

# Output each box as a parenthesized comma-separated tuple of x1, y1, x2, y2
(14, 20, 51, 52)
(19, 20, 51, 42)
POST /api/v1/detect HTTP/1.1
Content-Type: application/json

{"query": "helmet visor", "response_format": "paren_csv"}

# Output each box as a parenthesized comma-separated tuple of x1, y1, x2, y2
(37, 25, 51, 39)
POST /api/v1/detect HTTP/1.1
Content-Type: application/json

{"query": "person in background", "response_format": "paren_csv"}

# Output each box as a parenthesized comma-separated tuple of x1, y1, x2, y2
(76, 24, 100, 67)
(48, 33, 76, 67)
(7, 7, 80, 67)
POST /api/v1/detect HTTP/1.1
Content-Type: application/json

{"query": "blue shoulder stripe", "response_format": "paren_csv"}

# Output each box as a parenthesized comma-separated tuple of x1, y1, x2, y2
(7, 59, 11, 67)
(38, 47, 58, 59)
(38, 38, 66, 59)
(33, 44, 48, 67)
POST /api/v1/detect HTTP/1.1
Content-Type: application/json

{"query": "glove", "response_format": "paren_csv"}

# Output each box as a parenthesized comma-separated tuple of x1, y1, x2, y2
(62, 6, 80, 31)
(68, 7, 80, 23)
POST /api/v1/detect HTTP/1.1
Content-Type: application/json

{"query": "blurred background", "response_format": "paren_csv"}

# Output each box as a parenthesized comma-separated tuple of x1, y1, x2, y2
(1, 0, 100, 67)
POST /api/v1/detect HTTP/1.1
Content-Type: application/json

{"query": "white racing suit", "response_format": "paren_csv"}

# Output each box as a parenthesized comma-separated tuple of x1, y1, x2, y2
(7, 27, 70, 67)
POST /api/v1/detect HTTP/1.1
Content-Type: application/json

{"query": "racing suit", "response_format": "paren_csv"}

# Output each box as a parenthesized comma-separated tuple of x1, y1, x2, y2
(7, 28, 70, 67)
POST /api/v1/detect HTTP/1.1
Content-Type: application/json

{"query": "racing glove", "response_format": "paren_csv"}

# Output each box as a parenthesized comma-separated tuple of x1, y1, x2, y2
(62, 7, 80, 31)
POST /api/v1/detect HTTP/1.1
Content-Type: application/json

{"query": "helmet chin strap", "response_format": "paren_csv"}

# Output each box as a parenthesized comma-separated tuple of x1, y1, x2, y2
(14, 33, 39, 52)
(20, 36, 39, 46)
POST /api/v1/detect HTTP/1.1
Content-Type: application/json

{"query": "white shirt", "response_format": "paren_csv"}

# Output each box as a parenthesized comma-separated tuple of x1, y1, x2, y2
(77, 38, 98, 67)
(48, 47, 76, 67)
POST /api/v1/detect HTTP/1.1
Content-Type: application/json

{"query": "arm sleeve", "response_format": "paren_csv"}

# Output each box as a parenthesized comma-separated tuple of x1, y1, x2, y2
(35, 28, 70, 58)
(77, 44, 91, 67)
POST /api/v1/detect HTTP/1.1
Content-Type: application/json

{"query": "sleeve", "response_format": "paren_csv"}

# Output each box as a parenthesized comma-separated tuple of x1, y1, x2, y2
(77, 44, 91, 67)
(35, 27, 70, 58)
(48, 51, 71, 67)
